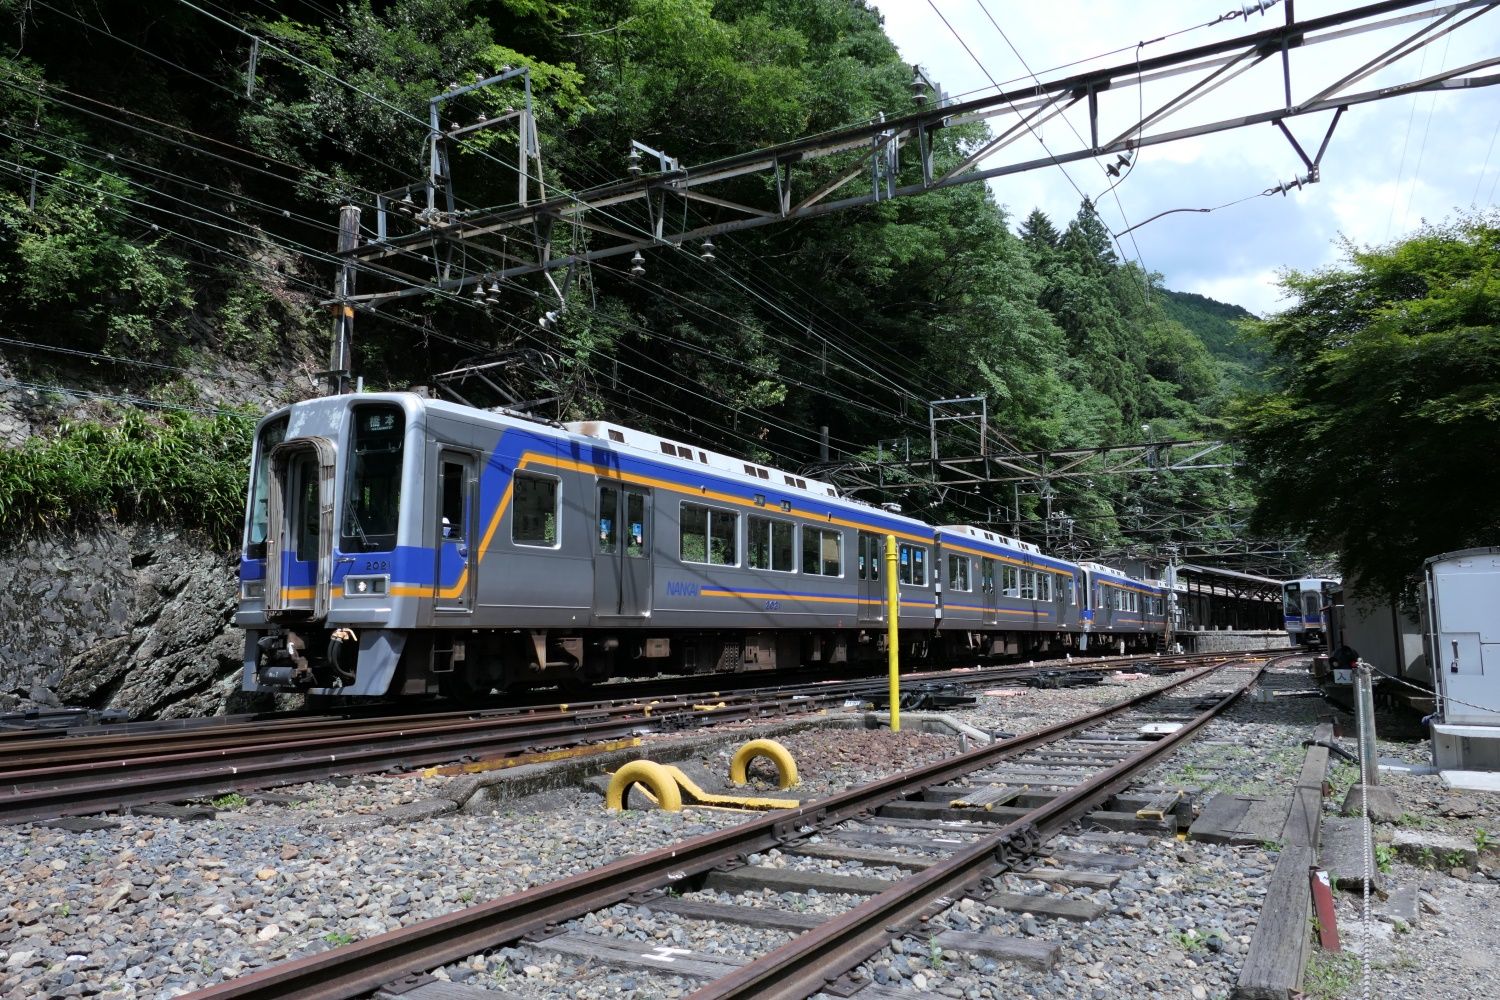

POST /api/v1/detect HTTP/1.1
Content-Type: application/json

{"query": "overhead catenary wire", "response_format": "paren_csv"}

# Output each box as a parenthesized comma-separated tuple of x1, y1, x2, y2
(5, 2, 1242, 546)
(973, 0, 1150, 283)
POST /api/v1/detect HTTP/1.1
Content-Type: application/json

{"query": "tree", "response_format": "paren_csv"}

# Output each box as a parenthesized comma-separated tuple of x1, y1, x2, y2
(1230, 214, 1500, 602)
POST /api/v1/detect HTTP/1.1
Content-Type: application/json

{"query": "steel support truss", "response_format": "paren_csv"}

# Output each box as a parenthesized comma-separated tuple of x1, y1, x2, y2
(805, 439, 1240, 493)
(330, 0, 1499, 307)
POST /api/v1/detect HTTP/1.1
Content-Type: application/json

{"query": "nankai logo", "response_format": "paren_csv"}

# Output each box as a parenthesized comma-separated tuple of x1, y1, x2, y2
(666, 580, 700, 597)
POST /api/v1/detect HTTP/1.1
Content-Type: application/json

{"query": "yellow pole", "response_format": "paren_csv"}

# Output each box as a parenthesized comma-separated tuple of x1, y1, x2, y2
(885, 532, 900, 733)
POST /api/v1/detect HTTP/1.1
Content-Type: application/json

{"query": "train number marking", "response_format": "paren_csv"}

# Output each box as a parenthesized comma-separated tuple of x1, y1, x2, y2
(362, 560, 390, 572)
(764, 600, 781, 612)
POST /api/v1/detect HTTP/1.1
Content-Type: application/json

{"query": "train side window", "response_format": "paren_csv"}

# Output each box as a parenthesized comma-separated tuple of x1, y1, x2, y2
(897, 544, 927, 586)
(857, 533, 880, 580)
(1019, 570, 1036, 601)
(1037, 573, 1052, 602)
(597, 484, 618, 554)
(803, 526, 842, 576)
(947, 555, 970, 592)
(748, 515, 794, 572)
(246, 415, 287, 558)
(1002, 564, 1018, 597)
(681, 503, 737, 566)
(626, 492, 647, 557)
(439, 461, 467, 541)
(513, 473, 559, 547)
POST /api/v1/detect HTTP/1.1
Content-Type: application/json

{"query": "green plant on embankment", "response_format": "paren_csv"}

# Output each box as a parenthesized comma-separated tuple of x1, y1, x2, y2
(1303, 950, 1361, 999)
(0, 408, 254, 548)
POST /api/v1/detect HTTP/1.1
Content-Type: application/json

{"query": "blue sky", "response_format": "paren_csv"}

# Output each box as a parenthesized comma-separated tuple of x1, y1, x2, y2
(869, 0, 1500, 313)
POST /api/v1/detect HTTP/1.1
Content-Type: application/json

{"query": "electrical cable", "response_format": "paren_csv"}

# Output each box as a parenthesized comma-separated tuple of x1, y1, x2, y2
(973, 0, 1149, 285)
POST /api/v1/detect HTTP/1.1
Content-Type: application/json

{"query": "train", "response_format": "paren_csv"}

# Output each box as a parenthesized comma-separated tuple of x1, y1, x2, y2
(235, 392, 1169, 699)
(1283, 576, 1338, 647)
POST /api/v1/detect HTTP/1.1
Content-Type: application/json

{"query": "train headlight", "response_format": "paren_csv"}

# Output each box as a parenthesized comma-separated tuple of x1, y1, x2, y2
(240, 580, 265, 601)
(343, 575, 389, 597)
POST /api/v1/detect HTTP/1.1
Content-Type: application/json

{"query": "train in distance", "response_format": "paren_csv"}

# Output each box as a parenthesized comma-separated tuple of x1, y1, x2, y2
(1284, 576, 1339, 648)
(236, 392, 1171, 700)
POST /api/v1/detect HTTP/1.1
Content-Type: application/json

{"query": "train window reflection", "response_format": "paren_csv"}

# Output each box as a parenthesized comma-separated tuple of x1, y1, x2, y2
(246, 415, 287, 558)
(341, 405, 404, 553)
(514, 473, 559, 547)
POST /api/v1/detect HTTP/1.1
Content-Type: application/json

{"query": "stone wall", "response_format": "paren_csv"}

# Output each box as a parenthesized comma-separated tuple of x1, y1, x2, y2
(1178, 629, 1294, 653)
(0, 525, 260, 719)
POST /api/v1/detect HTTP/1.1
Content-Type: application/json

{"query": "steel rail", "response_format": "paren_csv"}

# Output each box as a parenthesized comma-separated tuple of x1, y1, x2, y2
(0, 650, 1225, 770)
(0, 687, 852, 825)
(184, 654, 1264, 1000)
(692, 656, 1276, 999)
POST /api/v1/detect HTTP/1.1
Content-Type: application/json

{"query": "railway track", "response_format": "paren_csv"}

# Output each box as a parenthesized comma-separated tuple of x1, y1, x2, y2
(0, 651, 1254, 826)
(181, 651, 1285, 1000)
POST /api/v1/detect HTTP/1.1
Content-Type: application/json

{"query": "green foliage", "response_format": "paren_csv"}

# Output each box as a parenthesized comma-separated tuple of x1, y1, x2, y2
(1231, 214, 1500, 603)
(1304, 949, 1361, 1000)
(211, 792, 248, 810)
(0, 0, 1261, 555)
(322, 930, 356, 947)
(1375, 842, 1395, 873)
(0, 167, 194, 355)
(0, 409, 253, 549)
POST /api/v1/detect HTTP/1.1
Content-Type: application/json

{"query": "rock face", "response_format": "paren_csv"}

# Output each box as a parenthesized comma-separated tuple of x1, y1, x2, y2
(0, 524, 260, 719)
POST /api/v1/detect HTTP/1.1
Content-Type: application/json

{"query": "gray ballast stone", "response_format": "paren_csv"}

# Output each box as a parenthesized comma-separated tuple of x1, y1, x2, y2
(381, 798, 460, 824)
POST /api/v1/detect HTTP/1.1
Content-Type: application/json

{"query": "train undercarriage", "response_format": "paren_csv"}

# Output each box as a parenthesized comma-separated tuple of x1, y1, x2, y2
(251, 623, 1160, 700)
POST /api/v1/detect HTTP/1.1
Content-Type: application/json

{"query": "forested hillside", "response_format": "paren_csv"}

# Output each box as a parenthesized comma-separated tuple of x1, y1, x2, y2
(0, 0, 1261, 556)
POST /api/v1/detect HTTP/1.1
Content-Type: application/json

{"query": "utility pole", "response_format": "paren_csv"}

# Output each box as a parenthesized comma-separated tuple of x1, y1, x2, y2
(326, 205, 361, 395)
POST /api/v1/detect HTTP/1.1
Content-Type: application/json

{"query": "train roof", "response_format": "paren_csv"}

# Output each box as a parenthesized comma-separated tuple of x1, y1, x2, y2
(937, 524, 1041, 555)
(566, 420, 843, 501)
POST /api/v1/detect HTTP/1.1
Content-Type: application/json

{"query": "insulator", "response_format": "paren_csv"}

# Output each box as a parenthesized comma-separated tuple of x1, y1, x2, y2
(471, 282, 488, 302)
(630, 251, 646, 277)
(700, 238, 716, 262)
(626, 148, 642, 176)
(911, 66, 929, 106)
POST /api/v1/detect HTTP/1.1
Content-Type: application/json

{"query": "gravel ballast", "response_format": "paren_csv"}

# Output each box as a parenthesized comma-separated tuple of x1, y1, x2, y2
(4, 652, 1496, 1000)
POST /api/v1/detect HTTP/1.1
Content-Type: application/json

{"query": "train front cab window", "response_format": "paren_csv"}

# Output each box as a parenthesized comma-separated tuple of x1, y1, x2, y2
(341, 405, 405, 553)
(1283, 582, 1301, 617)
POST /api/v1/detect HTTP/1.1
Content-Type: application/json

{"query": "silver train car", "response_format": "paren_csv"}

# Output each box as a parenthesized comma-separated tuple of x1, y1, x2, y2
(236, 393, 1167, 698)
(1284, 576, 1338, 647)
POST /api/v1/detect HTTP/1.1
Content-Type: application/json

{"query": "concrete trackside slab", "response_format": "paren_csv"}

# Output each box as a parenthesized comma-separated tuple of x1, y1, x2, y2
(1440, 769, 1500, 792)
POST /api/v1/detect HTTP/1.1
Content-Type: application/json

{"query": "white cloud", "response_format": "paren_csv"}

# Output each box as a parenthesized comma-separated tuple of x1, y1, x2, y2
(869, 0, 1500, 311)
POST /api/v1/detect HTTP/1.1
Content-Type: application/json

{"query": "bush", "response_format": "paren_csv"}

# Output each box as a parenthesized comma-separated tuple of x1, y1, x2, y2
(0, 408, 254, 549)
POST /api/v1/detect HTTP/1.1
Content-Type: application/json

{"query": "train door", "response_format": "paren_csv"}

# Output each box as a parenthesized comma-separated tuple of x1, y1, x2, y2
(1051, 571, 1067, 626)
(434, 451, 476, 614)
(1097, 582, 1114, 630)
(981, 558, 999, 626)
(857, 532, 884, 623)
(264, 439, 335, 618)
(595, 481, 652, 617)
